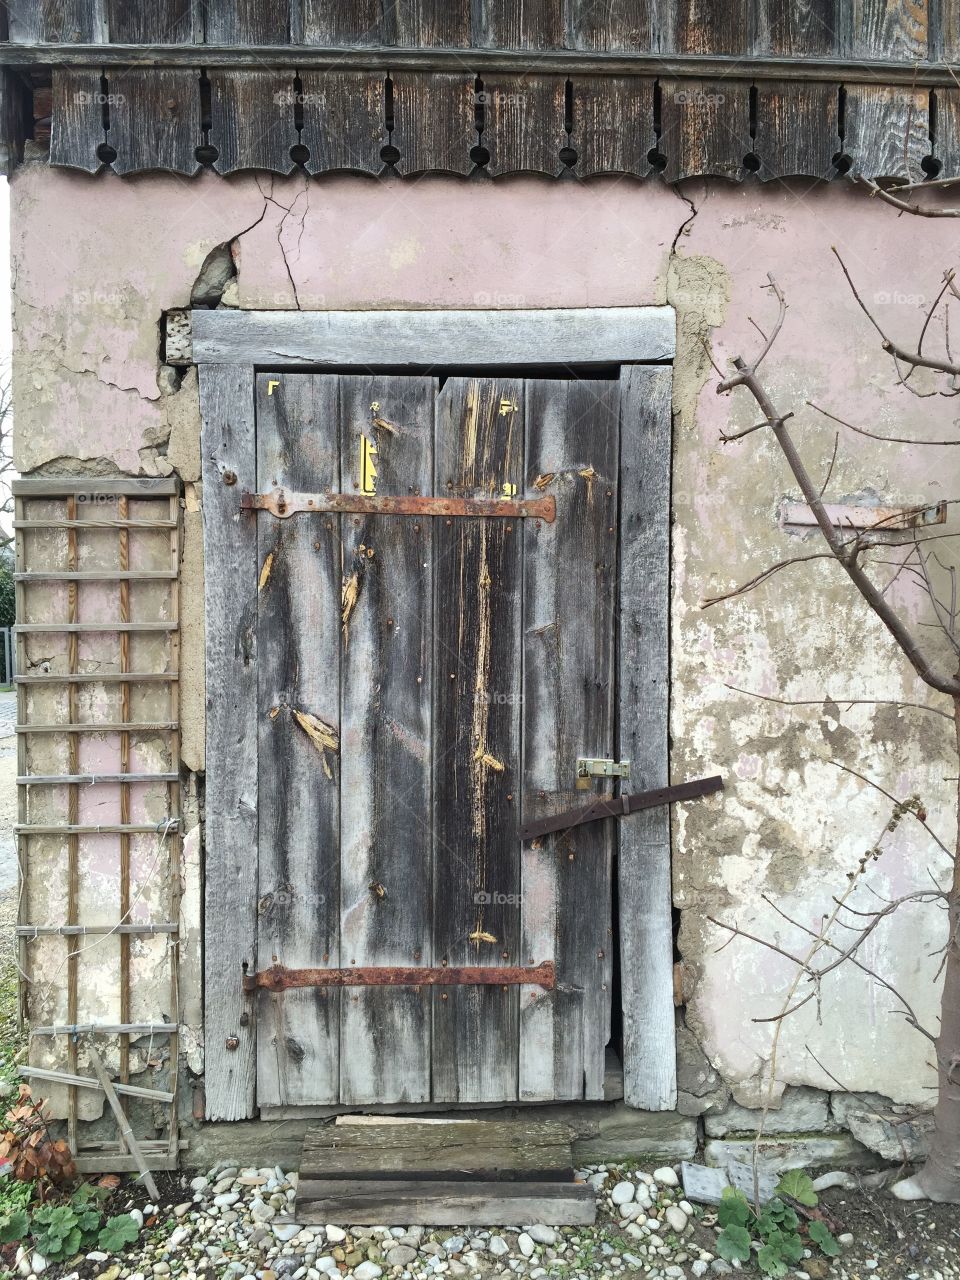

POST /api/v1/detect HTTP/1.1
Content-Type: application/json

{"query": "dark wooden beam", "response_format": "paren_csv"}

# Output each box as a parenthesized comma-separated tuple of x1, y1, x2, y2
(0, 42, 958, 87)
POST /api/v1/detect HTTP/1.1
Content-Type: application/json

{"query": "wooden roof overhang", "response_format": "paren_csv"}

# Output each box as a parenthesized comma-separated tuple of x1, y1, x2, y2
(1, 1, 958, 183)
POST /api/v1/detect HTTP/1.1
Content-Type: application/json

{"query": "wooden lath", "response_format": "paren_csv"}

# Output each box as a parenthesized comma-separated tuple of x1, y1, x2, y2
(12, 475, 182, 1175)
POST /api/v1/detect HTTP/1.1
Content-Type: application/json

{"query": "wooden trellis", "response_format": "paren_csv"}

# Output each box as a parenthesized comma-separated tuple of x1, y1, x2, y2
(12, 477, 182, 1173)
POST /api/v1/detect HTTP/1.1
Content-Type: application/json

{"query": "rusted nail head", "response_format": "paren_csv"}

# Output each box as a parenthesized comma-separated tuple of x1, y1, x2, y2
(225, 1035, 240, 1050)
(222, 470, 238, 486)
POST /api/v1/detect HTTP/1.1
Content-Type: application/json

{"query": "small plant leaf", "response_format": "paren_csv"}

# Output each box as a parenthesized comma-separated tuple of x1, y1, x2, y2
(717, 1187, 752, 1229)
(0, 1210, 29, 1244)
(809, 1219, 841, 1256)
(716, 1224, 752, 1263)
(757, 1244, 790, 1277)
(98, 1213, 140, 1251)
(776, 1169, 818, 1207)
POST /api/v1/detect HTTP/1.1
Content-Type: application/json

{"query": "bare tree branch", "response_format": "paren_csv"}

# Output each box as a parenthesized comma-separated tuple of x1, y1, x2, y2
(716, 275, 960, 695)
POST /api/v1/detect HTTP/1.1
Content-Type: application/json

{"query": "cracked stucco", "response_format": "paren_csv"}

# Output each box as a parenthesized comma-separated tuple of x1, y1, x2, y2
(11, 164, 960, 1109)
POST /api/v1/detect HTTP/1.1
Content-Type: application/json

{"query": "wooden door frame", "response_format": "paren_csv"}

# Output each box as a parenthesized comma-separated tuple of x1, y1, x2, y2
(195, 306, 675, 1121)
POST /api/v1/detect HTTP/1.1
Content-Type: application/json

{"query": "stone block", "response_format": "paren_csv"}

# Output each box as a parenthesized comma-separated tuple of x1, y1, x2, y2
(704, 1133, 879, 1174)
(705, 1087, 832, 1137)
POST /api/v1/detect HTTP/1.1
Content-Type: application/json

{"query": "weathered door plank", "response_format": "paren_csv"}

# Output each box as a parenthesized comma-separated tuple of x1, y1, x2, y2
(200, 364, 259, 1121)
(618, 363, 675, 1110)
(338, 376, 436, 1104)
(432, 377, 524, 1103)
(520, 379, 619, 1101)
(256, 374, 342, 1107)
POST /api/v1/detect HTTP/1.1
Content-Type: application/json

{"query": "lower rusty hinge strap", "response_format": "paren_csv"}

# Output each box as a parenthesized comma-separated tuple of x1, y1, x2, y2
(244, 962, 555, 993)
(241, 488, 556, 522)
(520, 774, 723, 841)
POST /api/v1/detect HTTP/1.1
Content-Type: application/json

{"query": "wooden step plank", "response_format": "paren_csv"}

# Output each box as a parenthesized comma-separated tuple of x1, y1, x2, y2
(301, 1118, 576, 1181)
(295, 1179, 596, 1226)
(300, 1144, 573, 1182)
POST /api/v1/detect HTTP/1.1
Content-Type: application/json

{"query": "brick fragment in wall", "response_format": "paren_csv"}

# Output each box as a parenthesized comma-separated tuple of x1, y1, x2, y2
(165, 309, 192, 365)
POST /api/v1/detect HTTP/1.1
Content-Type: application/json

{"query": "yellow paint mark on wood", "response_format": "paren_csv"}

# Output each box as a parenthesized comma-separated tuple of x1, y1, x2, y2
(292, 708, 340, 780)
(499, 396, 519, 416)
(501, 482, 517, 497)
(267, 380, 280, 396)
(533, 473, 555, 490)
(268, 705, 281, 720)
(258, 549, 275, 591)
(360, 434, 378, 494)
(469, 929, 498, 945)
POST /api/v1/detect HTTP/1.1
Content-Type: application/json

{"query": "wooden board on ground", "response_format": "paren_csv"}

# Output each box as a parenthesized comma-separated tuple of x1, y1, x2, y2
(301, 1118, 575, 1181)
(296, 1179, 596, 1226)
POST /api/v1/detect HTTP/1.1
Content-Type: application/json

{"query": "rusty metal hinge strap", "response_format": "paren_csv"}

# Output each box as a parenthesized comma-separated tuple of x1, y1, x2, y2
(244, 962, 556, 993)
(520, 774, 723, 841)
(241, 488, 556, 522)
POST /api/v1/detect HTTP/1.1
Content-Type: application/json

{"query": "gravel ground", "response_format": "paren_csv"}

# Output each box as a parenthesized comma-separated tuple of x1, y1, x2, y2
(4, 1159, 959, 1280)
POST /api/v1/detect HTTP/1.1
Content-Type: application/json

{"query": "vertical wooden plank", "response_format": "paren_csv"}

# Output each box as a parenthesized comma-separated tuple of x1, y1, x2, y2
(109, 70, 201, 176)
(669, 0, 749, 53)
(301, 72, 386, 175)
(753, 81, 840, 180)
(255, 374, 342, 1108)
(944, 4, 960, 61)
(392, 72, 477, 175)
(473, 0, 565, 48)
(851, 0, 928, 60)
(432, 378, 523, 1103)
(303, 0, 386, 43)
(618, 363, 674, 1111)
(209, 71, 299, 175)
(50, 70, 106, 173)
(752, 0, 845, 55)
(659, 79, 752, 182)
(570, 77, 654, 177)
(844, 86, 929, 181)
(200, 364, 258, 1121)
(395, 1, 472, 46)
(566, 0, 658, 51)
(106, 0, 193, 42)
(204, 0, 289, 43)
(520, 379, 618, 1102)
(933, 89, 960, 178)
(339, 377, 435, 1105)
(482, 75, 567, 177)
(8, 0, 106, 42)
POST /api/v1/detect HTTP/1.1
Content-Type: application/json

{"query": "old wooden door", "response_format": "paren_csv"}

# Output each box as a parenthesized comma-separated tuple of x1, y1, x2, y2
(252, 371, 623, 1108)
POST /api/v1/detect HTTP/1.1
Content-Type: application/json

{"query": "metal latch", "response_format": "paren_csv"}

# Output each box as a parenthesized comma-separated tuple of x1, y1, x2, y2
(576, 757, 631, 789)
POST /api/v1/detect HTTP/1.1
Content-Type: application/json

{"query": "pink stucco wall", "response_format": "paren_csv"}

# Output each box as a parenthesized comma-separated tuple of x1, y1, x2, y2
(11, 164, 960, 1108)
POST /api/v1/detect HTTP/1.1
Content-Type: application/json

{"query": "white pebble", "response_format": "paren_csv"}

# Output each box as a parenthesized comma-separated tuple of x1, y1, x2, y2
(665, 1206, 688, 1233)
(489, 1237, 510, 1257)
(611, 1181, 635, 1206)
(353, 1265, 382, 1280)
(325, 1226, 346, 1243)
(517, 1233, 535, 1258)
(653, 1167, 679, 1187)
(526, 1226, 557, 1245)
